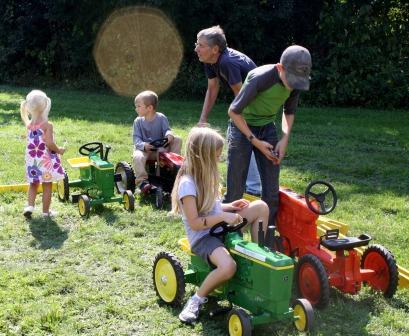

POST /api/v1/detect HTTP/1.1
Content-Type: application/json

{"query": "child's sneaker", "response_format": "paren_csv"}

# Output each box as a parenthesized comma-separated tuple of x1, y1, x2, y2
(42, 210, 57, 217)
(178, 296, 207, 323)
(139, 180, 152, 193)
(23, 205, 34, 218)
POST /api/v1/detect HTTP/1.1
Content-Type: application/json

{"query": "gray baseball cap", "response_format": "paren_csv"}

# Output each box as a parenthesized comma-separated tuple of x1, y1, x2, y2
(280, 45, 312, 91)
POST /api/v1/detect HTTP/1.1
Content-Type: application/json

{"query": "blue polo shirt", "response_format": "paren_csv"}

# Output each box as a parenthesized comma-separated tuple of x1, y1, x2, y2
(204, 48, 256, 86)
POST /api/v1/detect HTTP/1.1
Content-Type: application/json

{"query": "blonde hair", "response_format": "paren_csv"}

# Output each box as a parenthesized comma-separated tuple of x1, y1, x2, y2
(20, 90, 51, 126)
(171, 127, 224, 215)
(135, 90, 158, 110)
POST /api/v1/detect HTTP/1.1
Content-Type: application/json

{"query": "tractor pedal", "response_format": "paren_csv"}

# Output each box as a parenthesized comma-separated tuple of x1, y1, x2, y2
(71, 194, 80, 203)
(209, 305, 232, 317)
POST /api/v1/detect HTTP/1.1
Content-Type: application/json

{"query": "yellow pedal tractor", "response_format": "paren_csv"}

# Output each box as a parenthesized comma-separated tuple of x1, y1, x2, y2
(153, 219, 315, 335)
(57, 142, 135, 217)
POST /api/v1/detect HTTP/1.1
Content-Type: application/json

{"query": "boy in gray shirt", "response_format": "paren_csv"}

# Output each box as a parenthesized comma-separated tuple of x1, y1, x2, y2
(132, 90, 182, 191)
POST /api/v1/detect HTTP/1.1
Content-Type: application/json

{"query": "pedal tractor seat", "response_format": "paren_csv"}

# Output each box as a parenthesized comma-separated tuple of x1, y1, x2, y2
(178, 237, 195, 256)
(320, 229, 371, 251)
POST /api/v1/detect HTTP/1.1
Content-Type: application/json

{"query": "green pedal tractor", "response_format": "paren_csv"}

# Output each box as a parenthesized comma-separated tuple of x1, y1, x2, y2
(57, 142, 135, 217)
(153, 219, 314, 335)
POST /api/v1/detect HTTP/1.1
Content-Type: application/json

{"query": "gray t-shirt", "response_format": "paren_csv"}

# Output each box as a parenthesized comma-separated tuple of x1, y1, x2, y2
(132, 112, 172, 150)
(178, 175, 223, 247)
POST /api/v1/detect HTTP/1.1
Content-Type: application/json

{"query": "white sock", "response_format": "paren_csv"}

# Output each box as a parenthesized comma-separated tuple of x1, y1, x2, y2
(192, 293, 206, 303)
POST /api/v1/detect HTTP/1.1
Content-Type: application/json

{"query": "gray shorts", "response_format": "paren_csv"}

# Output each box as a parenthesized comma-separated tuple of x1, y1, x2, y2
(191, 235, 225, 266)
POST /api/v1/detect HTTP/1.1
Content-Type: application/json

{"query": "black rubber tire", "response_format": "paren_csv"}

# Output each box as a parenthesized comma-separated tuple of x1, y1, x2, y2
(227, 308, 253, 336)
(152, 252, 185, 307)
(57, 173, 70, 202)
(360, 244, 398, 298)
(293, 298, 314, 332)
(115, 161, 135, 194)
(78, 194, 91, 217)
(296, 254, 330, 309)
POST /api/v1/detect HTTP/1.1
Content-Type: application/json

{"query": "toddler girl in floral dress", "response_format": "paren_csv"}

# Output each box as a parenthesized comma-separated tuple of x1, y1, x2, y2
(21, 90, 66, 218)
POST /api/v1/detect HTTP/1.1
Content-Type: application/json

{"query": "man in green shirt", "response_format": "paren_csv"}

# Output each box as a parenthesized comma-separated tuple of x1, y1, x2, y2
(225, 45, 312, 226)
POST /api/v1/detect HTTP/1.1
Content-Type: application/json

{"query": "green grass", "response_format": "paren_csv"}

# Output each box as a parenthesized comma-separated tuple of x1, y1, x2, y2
(1, 84, 409, 335)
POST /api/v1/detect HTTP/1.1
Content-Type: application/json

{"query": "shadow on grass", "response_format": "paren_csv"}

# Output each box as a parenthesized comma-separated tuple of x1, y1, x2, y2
(153, 288, 378, 336)
(28, 217, 69, 250)
(389, 295, 409, 313)
(93, 204, 120, 225)
(138, 192, 172, 211)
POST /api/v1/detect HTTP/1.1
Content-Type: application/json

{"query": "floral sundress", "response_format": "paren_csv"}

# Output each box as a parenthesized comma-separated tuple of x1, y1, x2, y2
(25, 123, 65, 183)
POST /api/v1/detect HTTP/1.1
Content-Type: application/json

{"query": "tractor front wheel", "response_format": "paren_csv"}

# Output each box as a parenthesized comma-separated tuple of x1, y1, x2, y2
(293, 298, 314, 332)
(57, 173, 69, 202)
(360, 244, 398, 298)
(123, 190, 135, 212)
(227, 308, 252, 336)
(296, 254, 330, 309)
(78, 195, 91, 217)
(152, 252, 185, 306)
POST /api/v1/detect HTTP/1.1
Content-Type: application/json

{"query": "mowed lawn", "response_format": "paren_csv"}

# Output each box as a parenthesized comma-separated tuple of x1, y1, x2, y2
(0, 85, 408, 336)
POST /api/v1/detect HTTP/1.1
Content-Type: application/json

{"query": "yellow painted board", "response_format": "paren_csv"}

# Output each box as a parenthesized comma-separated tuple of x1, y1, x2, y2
(67, 156, 91, 168)
(0, 183, 57, 193)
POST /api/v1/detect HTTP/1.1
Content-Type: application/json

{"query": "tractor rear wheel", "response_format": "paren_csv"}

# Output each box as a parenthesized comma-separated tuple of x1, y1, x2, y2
(227, 308, 252, 336)
(360, 244, 398, 298)
(115, 161, 135, 194)
(57, 173, 69, 202)
(78, 194, 91, 217)
(123, 190, 135, 212)
(293, 298, 314, 332)
(296, 254, 330, 309)
(152, 252, 185, 306)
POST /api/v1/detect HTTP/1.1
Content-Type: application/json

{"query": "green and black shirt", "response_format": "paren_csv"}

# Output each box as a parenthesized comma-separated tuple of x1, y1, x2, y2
(230, 64, 300, 126)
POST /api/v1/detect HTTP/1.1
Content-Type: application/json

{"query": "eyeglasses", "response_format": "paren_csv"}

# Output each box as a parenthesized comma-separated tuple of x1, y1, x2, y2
(194, 42, 209, 49)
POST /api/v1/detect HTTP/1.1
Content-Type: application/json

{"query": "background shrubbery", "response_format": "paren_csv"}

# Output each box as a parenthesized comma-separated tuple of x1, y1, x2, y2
(0, 0, 408, 108)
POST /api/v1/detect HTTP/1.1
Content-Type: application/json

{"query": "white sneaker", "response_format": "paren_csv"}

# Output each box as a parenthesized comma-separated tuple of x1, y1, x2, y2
(23, 205, 34, 218)
(178, 296, 207, 323)
(42, 210, 57, 217)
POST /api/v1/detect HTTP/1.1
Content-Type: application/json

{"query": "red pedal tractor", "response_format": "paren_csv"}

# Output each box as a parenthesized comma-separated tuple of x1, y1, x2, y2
(275, 180, 399, 309)
(114, 138, 183, 209)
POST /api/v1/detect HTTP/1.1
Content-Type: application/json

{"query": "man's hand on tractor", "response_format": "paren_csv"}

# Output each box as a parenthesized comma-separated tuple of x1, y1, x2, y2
(58, 147, 66, 155)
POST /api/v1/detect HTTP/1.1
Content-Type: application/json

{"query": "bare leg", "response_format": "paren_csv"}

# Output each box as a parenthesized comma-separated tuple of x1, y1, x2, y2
(28, 182, 39, 206)
(42, 182, 52, 213)
(237, 200, 269, 242)
(196, 247, 236, 297)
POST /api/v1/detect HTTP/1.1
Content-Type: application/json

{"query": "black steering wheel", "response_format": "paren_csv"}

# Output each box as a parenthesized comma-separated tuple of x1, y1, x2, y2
(79, 142, 104, 159)
(149, 137, 169, 151)
(209, 218, 248, 237)
(305, 180, 337, 215)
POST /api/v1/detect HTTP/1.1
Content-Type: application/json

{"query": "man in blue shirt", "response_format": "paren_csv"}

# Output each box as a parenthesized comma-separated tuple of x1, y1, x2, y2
(195, 25, 261, 195)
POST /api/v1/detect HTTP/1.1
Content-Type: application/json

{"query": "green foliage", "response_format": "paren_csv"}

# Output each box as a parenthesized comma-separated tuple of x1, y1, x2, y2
(0, 0, 321, 95)
(308, 0, 409, 108)
(0, 1, 408, 107)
